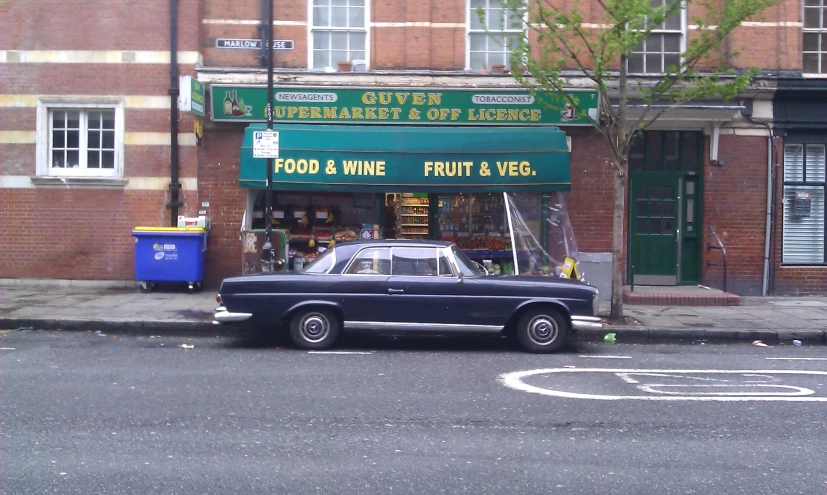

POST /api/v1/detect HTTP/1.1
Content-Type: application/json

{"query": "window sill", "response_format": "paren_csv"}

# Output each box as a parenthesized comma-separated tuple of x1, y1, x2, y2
(31, 176, 129, 189)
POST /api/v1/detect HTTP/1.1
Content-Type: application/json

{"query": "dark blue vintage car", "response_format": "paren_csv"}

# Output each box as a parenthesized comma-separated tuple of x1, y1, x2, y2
(214, 240, 602, 353)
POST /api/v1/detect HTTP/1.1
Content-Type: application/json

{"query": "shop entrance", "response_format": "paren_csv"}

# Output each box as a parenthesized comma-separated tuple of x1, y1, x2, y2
(238, 123, 572, 274)
(628, 131, 702, 285)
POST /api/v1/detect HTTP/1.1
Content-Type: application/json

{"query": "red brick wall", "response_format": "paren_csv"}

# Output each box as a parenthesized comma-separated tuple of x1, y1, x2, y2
(198, 0, 800, 72)
(0, 0, 200, 51)
(197, 127, 249, 287)
(567, 128, 616, 254)
(0, 188, 198, 280)
(0, 0, 203, 283)
(702, 133, 771, 295)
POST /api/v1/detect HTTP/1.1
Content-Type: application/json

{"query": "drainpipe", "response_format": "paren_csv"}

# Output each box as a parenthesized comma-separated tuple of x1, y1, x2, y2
(167, 0, 183, 226)
(762, 132, 773, 296)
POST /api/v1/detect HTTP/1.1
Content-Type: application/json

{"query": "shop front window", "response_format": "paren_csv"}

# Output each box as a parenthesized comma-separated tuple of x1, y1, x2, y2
(36, 101, 124, 178)
(310, 0, 367, 70)
(468, 0, 524, 71)
(782, 144, 826, 264)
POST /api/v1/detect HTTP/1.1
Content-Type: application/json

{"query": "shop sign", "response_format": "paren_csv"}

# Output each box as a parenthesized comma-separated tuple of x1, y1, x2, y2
(239, 124, 571, 192)
(211, 85, 598, 126)
(178, 76, 205, 117)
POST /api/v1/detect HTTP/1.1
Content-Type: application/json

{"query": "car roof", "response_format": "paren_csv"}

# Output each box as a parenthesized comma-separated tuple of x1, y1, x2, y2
(337, 239, 454, 248)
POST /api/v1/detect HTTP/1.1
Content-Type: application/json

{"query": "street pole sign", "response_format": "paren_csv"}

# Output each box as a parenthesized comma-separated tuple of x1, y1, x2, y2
(216, 39, 294, 50)
(252, 130, 279, 159)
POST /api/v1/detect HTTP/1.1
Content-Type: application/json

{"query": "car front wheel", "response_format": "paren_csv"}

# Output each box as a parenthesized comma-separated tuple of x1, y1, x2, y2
(289, 308, 340, 350)
(515, 308, 569, 353)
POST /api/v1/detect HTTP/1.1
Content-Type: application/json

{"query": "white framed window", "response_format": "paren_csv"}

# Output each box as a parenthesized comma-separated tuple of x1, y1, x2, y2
(467, 0, 525, 71)
(36, 99, 124, 178)
(628, 0, 685, 74)
(803, 0, 827, 73)
(782, 143, 826, 264)
(309, 0, 368, 70)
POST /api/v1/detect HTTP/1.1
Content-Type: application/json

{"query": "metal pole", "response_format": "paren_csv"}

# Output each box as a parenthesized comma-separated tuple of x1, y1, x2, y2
(503, 192, 519, 274)
(261, 0, 275, 271)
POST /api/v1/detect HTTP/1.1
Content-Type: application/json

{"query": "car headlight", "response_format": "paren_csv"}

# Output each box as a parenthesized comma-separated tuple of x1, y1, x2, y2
(593, 290, 600, 315)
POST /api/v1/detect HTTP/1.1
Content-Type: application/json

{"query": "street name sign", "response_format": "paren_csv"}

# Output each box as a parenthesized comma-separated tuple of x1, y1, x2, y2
(216, 39, 294, 50)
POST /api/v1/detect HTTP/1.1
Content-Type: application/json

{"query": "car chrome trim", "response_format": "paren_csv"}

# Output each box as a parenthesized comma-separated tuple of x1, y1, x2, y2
(343, 321, 502, 333)
(571, 315, 603, 331)
(213, 307, 253, 324)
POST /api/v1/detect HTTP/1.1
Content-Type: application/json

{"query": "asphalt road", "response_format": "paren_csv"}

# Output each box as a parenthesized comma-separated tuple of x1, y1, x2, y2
(2, 329, 826, 495)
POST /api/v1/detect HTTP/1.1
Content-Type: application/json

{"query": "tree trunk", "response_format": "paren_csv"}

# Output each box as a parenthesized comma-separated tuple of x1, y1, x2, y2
(610, 159, 627, 320)
(611, 52, 629, 321)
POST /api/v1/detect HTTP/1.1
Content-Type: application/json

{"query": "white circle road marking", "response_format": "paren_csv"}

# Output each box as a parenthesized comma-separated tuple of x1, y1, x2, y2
(498, 369, 827, 401)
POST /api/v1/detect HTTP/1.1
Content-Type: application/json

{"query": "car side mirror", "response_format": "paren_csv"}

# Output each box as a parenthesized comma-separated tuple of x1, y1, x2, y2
(457, 271, 463, 283)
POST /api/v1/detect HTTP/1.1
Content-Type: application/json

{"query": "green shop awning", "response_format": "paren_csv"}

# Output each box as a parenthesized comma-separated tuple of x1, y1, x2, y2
(239, 124, 570, 192)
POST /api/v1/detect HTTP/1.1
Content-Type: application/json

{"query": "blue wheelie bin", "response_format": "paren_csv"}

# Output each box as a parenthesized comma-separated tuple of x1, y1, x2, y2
(132, 227, 208, 293)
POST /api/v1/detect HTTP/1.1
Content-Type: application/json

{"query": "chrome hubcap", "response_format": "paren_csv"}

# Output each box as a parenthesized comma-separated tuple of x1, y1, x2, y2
(527, 315, 558, 346)
(300, 313, 330, 343)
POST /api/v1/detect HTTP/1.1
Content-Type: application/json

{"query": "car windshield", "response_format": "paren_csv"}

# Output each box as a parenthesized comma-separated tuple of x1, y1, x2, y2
(451, 245, 486, 277)
(303, 249, 335, 274)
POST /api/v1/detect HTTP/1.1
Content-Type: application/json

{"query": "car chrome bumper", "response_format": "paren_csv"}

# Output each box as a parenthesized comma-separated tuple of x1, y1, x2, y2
(571, 315, 603, 331)
(213, 306, 253, 324)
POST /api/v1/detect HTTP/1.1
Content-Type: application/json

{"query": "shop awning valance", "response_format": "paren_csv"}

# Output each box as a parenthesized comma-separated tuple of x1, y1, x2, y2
(239, 124, 570, 192)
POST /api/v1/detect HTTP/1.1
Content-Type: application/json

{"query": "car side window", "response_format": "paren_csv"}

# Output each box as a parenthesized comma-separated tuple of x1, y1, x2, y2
(347, 247, 391, 275)
(437, 250, 454, 276)
(391, 247, 438, 277)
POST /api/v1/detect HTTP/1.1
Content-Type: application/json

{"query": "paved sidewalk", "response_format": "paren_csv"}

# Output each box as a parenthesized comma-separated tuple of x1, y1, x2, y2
(1, 279, 825, 344)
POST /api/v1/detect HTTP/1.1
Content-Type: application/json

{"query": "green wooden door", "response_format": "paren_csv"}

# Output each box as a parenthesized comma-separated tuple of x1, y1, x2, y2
(630, 174, 680, 284)
(628, 131, 703, 285)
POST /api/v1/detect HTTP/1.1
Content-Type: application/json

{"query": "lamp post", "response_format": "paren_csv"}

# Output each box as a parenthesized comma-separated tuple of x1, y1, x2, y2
(261, 0, 275, 271)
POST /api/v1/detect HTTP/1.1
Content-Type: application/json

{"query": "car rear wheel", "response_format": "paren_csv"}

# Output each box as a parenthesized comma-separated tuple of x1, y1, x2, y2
(515, 308, 569, 353)
(289, 308, 340, 350)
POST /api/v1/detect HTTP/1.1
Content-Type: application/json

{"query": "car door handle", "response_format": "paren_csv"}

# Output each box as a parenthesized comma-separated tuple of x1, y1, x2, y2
(388, 288, 404, 294)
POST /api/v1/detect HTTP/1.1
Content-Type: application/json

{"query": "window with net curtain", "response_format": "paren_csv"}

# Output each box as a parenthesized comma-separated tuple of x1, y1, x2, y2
(628, 0, 683, 74)
(311, 0, 366, 70)
(468, 0, 524, 70)
(783, 144, 826, 264)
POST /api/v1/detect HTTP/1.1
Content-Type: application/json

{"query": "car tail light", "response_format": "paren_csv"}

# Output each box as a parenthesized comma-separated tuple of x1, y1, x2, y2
(216, 294, 222, 304)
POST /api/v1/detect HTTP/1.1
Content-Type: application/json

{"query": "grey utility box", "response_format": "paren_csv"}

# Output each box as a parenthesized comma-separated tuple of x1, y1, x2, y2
(578, 252, 612, 302)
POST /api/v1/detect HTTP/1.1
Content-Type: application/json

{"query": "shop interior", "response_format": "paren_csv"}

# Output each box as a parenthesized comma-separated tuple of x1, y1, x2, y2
(247, 190, 576, 276)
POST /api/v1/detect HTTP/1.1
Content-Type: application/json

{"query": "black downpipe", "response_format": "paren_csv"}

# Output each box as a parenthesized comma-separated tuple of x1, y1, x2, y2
(167, 0, 182, 226)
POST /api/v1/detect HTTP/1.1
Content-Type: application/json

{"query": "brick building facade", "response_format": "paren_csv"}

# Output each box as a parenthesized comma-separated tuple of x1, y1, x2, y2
(2, 0, 825, 297)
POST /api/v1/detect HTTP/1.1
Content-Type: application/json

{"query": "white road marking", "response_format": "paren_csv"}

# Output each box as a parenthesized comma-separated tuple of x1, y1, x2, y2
(578, 355, 631, 359)
(308, 351, 374, 355)
(0, 348, 15, 350)
(766, 357, 827, 361)
(499, 369, 827, 401)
